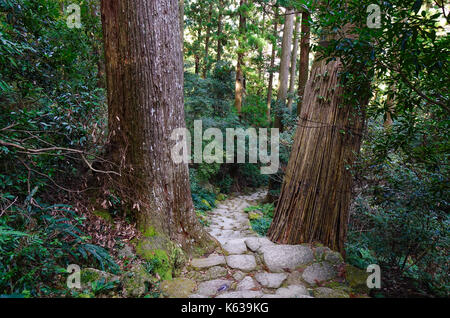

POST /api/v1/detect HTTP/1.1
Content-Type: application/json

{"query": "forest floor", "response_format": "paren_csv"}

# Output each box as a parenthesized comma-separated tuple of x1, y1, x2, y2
(160, 190, 371, 298)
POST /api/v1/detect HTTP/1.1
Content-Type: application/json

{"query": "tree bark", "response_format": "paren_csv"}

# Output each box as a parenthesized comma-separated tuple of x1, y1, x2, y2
(179, 0, 184, 43)
(234, 0, 247, 115)
(287, 13, 300, 112)
(268, 26, 371, 253)
(100, 0, 214, 252)
(297, 11, 311, 116)
(266, 5, 279, 123)
(273, 8, 294, 130)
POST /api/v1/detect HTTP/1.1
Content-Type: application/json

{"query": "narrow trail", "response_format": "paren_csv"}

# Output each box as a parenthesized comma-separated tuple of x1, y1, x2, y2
(162, 190, 368, 298)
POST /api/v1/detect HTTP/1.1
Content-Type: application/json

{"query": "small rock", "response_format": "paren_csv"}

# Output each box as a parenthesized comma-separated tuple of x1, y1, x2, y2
(122, 264, 154, 298)
(286, 271, 304, 286)
(254, 273, 287, 289)
(191, 255, 226, 270)
(245, 237, 274, 252)
(325, 251, 344, 264)
(232, 271, 246, 281)
(206, 266, 228, 280)
(313, 287, 349, 298)
(275, 285, 310, 298)
(160, 278, 196, 298)
(237, 276, 257, 291)
(226, 255, 257, 272)
(222, 239, 247, 255)
(302, 262, 337, 285)
(345, 265, 370, 294)
(262, 245, 314, 272)
(196, 279, 232, 296)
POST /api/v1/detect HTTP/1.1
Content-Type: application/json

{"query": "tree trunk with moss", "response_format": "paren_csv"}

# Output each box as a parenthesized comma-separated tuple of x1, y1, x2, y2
(100, 0, 215, 253)
(268, 26, 371, 253)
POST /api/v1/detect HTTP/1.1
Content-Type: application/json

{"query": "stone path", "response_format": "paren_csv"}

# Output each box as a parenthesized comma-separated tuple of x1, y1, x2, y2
(161, 190, 370, 298)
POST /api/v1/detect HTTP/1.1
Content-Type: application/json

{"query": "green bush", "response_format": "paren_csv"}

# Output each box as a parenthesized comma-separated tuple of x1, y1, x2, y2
(347, 164, 449, 297)
(0, 191, 118, 297)
(245, 204, 274, 236)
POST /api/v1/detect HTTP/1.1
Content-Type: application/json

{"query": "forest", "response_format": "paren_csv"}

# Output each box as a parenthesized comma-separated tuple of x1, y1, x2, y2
(0, 0, 448, 300)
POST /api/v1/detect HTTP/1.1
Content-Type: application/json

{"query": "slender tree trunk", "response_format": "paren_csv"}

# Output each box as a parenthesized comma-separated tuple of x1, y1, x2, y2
(90, 2, 105, 88)
(100, 0, 214, 252)
(203, 3, 213, 78)
(195, 28, 201, 75)
(266, 5, 279, 122)
(287, 13, 300, 112)
(234, 0, 246, 115)
(297, 11, 311, 116)
(257, 8, 266, 95)
(268, 25, 371, 253)
(217, 0, 224, 61)
(384, 85, 395, 130)
(274, 7, 294, 130)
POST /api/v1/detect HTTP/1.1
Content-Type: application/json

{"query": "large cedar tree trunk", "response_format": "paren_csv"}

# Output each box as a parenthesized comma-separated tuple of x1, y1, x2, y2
(268, 27, 370, 253)
(101, 0, 214, 252)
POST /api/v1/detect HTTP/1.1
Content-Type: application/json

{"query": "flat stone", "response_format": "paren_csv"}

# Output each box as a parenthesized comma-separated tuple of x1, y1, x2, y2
(262, 245, 314, 272)
(223, 239, 247, 255)
(226, 255, 257, 272)
(237, 276, 257, 291)
(275, 285, 310, 298)
(160, 278, 196, 298)
(313, 287, 350, 298)
(254, 273, 287, 289)
(196, 279, 233, 296)
(206, 266, 228, 280)
(245, 237, 274, 252)
(216, 290, 263, 298)
(302, 262, 337, 285)
(191, 255, 226, 270)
